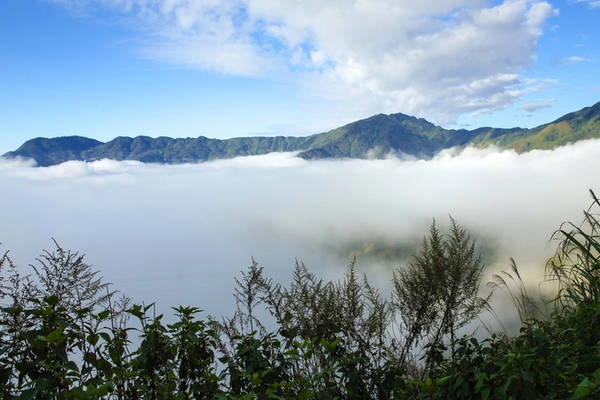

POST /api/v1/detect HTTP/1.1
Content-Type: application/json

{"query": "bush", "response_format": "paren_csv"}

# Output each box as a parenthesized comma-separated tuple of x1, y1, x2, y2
(2, 198, 600, 399)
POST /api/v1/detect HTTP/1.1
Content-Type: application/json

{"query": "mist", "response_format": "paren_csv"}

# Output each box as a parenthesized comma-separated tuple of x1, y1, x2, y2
(1, 141, 598, 319)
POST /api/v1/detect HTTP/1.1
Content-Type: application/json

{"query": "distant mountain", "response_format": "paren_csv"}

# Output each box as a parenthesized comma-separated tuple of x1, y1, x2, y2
(4, 102, 600, 166)
(4, 135, 310, 167)
(475, 101, 600, 151)
(6, 136, 103, 167)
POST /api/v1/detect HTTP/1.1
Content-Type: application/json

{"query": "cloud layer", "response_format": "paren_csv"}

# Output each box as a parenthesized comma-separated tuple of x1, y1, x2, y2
(1, 142, 598, 318)
(51, 0, 557, 124)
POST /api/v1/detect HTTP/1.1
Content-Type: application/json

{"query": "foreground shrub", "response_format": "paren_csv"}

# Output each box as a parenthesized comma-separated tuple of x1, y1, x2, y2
(1, 195, 600, 399)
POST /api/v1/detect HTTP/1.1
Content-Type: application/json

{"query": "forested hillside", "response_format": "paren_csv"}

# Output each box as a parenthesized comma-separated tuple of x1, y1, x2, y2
(4, 101, 600, 166)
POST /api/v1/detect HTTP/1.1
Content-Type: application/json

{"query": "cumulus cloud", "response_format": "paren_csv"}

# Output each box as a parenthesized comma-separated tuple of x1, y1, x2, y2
(0, 142, 598, 320)
(50, 0, 557, 124)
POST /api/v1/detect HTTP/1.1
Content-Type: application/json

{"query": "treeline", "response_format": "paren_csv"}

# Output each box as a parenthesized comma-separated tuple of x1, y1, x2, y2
(1, 194, 600, 399)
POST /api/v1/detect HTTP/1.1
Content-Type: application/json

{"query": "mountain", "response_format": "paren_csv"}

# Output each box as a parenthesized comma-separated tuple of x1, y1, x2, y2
(4, 135, 310, 167)
(5, 136, 103, 167)
(481, 101, 600, 151)
(4, 102, 600, 166)
(78, 135, 310, 164)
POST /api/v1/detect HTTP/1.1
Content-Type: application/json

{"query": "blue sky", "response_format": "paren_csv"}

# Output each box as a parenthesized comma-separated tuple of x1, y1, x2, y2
(1, 0, 599, 152)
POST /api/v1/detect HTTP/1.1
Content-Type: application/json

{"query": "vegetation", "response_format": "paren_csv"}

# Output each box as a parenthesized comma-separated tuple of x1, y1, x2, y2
(4, 101, 600, 166)
(2, 194, 600, 398)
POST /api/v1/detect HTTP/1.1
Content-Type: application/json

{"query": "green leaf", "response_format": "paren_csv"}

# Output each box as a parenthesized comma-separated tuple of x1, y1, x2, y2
(43, 326, 65, 342)
(87, 333, 99, 346)
(572, 377, 593, 399)
(17, 389, 38, 400)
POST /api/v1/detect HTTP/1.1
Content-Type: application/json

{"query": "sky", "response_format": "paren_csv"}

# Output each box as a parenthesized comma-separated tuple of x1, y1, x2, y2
(1, 0, 599, 152)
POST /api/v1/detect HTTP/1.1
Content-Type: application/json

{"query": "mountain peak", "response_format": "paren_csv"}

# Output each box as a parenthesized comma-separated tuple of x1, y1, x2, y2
(5, 136, 102, 166)
(3, 101, 600, 166)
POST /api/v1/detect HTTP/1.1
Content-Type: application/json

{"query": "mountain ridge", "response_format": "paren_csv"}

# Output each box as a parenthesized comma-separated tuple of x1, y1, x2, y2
(4, 102, 600, 166)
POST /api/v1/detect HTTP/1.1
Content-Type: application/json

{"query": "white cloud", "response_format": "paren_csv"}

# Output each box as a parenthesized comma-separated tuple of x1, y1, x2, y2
(519, 98, 556, 112)
(575, 0, 600, 8)
(522, 77, 559, 92)
(567, 56, 589, 63)
(50, 0, 558, 124)
(0, 142, 598, 319)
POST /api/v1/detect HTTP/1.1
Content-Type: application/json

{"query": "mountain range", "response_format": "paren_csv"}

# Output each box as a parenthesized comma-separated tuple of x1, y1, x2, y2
(4, 101, 600, 167)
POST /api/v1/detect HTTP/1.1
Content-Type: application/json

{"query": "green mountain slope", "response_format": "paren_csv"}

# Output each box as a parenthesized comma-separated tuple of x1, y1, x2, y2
(3, 101, 600, 166)
(468, 102, 600, 151)
(5, 136, 102, 166)
(80, 135, 310, 164)
(4, 135, 310, 166)
(504, 101, 600, 151)
(297, 112, 515, 159)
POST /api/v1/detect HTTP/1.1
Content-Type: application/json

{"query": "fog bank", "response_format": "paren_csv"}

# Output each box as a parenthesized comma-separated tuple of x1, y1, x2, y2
(1, 141, 598, 317)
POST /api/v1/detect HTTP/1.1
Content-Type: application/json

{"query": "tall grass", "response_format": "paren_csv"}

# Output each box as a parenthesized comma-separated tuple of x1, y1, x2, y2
(487, 257, 540, 325)
(547, 189, 600, 310)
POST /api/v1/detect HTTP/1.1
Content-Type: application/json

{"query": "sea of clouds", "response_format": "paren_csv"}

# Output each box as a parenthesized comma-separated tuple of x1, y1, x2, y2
(1, 141, 598, 321)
